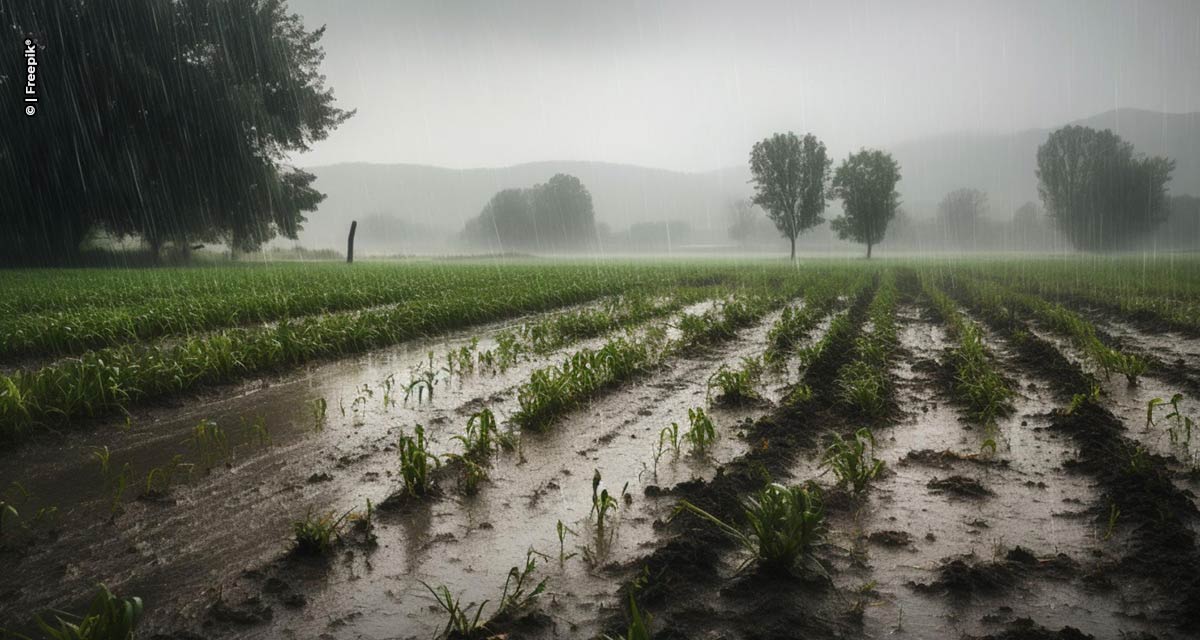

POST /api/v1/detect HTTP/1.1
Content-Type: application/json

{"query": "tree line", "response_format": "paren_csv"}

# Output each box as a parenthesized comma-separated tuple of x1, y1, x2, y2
(743, 125, 1175, 258)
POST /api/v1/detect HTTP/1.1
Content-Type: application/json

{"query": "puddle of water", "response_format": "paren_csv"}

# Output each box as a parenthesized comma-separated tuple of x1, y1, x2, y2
(0, 305, 691, 629)
(814, 310, 1162, 639)
(208, 312, 789, 639)
(1028, 326, 1200, 477)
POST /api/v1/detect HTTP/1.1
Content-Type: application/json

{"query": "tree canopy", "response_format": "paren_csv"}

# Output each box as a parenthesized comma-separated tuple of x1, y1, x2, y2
(0, 0, 352, 264)
(1036, 125, 1173, 251)
(937, 187, 988, 249)
(460, 174, 597, 252)
(831, 149, 901, 259)
(749, 132, 831, 260)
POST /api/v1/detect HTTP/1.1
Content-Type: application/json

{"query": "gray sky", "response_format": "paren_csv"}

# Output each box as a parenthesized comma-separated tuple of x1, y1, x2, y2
(290, 0, 1200, 172)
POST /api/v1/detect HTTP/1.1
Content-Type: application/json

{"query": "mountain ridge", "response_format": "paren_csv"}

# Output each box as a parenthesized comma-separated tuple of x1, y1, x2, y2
(294, 108, 1200, 251)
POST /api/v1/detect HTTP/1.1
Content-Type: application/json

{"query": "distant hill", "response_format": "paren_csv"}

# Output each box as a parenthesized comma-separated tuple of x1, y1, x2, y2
(295, 108, 1200, 252)
(889, 108, 1200, 216)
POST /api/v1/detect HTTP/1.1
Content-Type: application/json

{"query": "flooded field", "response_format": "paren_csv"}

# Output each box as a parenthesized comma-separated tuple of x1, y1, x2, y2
(1, 260, 1198, 640)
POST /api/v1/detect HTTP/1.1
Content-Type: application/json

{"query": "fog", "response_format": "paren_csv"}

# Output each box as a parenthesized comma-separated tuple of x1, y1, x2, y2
(268, 0, 1200, 256)
(5, 0, 1200, 262)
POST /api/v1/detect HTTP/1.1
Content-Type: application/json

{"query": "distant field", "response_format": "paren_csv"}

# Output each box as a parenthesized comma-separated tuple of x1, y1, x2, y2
(1, 256, 1199, 638)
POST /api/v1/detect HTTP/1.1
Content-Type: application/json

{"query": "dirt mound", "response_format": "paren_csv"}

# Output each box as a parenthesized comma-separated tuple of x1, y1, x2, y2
(927, 474, 993, 498)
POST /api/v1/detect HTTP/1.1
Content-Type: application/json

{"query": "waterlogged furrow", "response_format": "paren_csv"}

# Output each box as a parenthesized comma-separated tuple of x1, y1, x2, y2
(0, 293, 719, 634)
(953, 275, 1200, 633)
(919, 272, 1014, 427)
(511, 292, 788, 432)
(591, 279, 880, 638)
(0, 280, 649, 439)
(951, 274, 1148, 384)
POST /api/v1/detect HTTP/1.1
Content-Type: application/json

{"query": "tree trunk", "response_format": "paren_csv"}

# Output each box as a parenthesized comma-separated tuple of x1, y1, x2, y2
(866, 241, 873, 259)
(346, 220, 357, 264)
(789, 236, 796, 261)
(148, 235, 162, 265)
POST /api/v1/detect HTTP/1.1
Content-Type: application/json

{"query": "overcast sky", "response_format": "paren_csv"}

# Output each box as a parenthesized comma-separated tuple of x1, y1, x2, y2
(289, 0, 1200, 172)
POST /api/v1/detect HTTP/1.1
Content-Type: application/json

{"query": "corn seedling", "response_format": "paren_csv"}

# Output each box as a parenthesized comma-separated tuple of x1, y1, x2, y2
(32, 583, 142, 640)
(682, 407, 717, 456)
(822, 428, 885, 494)
(405, 370, 437, 404)
(1103, 502, 1120, 541)
(144, 455, 188, 497)
(452, 409, 511, 461)
(496, 549, 549, 617)
(243, 415, 271, 447)
(556, 519, 578, 565)
(423, 582, 488, 639)
(380, 374, 397, 409)
(91, 446, 113, 478)
(1125, 444, 1151, 475)
(398, 425, 440, 496)
(602, 593, 653, 640)
(1148, 394, 1195, 446)
(594, 488, 618, 537)
(307, 396, 326, 432)
(674, 482, 825, 573)
(292, 508, 351, 555)
(706, 358, 762, 405)
(445, 454, 488, 495)
(188, 419, 229, 468)
(836, 361, 889, 419)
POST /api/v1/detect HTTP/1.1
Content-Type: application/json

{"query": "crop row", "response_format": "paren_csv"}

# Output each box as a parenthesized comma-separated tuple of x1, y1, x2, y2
(512, 288, 797, 432)
(960, 260, 1200, 335)
(0, 264, 712, 362)
(0, 276, 658, 440)
(950, 275, 1147, 383)
(920, 273, 1014, 426)
(833, 270, 899, 419)
(764, 271, 872, 362)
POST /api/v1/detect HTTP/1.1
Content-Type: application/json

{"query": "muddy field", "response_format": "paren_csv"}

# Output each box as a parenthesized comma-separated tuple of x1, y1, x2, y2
(1, 259, 1199, 640)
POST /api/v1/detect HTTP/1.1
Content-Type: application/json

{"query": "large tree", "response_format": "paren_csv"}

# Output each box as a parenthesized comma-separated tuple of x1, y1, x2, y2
(728, 199, 759, 248)
(1036, 125, 1173, 251)
(749, 132, 831, 260)
(460, 174, 596, 252)
(937, 187, 988, 249)
(531, 174, 597, 251)
(0, 0, 352, 264)
(831, 149, 901, 259)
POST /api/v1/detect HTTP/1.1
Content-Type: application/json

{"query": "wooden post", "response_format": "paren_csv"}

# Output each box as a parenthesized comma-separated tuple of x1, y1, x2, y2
(347, 220, 357, 264)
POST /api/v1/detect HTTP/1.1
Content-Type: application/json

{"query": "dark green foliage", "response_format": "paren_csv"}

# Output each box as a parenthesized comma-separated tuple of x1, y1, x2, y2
(461, 174, 598, 252)
(1, 0, 352, 264)
(1036, 125, 1173, 251)
(831, 149, 902, 258)
(749, 132, 832, 260)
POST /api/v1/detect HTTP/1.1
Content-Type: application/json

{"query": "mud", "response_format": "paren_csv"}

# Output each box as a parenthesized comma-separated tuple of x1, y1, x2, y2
(953, 279, 1200, 634)
(0, 301, 711, 635)
(591, 283, 880, 640)
(67, 301, 788, 639)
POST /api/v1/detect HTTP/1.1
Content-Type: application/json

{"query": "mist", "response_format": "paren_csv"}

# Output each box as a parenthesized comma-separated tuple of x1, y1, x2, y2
(265, 0, 1200, 257)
